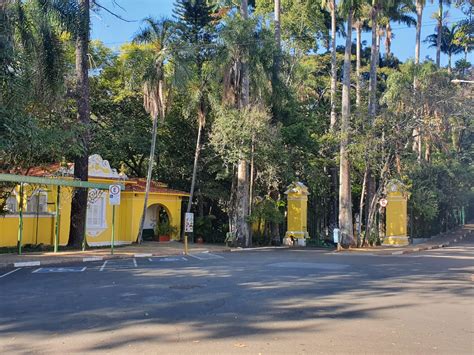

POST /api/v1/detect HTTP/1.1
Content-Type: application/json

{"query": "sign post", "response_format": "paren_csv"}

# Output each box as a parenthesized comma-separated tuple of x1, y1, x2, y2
(333, 228, 341, 251)
(109, 185, 121, 254)
(184, 212, 194, 255)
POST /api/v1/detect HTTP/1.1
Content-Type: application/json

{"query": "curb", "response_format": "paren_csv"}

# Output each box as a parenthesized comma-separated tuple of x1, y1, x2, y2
(0, 248, 230, 270)
(388, 229, 471, 255)
(230, 246, 290, 252)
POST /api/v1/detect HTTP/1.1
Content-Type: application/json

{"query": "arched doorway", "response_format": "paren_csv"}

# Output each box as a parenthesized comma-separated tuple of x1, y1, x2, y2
(143, 204, 172, 241)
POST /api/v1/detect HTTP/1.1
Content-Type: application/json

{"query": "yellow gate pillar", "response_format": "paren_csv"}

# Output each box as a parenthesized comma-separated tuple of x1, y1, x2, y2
(284, 182, 309, 246)
(383, 180, 409, 246)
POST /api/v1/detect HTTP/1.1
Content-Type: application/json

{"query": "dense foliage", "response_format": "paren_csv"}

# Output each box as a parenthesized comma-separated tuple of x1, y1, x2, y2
(1, 0, 472, 243)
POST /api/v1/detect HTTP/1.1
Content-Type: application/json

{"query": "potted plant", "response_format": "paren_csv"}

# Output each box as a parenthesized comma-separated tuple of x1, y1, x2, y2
(154, 221, 177, 242)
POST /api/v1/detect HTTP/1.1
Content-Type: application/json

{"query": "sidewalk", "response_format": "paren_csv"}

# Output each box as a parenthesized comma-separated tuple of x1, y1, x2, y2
(337, 223, 473, 255)
(0, 241, 230, 269)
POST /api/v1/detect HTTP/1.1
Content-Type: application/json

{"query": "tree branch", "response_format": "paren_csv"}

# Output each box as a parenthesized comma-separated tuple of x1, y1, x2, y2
(92, 1, 138, 23)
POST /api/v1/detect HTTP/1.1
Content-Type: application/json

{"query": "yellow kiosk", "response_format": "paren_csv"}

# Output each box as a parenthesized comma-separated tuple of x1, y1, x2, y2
(0, 154, 188, 248)
(283, 182, 309, 246)
(383, 180, 410, 246)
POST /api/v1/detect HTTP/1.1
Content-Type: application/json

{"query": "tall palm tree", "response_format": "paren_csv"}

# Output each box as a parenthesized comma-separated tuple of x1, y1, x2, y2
(380, 1, 415, 57)
(353, 4, 370, 108)
(368, 0, 384, 119)
(274, 0, 281, 73)
(414, 0, 426, 65)
(69, 0, 91, 248)
(434, 0, 452, 67)
(425, 23, 464, 72)
(174, 0, 216, 223)
(321, 0, 338, 131)
(339, 1, 354, 247)
(236, 0, 251, 247)
(133, 17, 172, 243)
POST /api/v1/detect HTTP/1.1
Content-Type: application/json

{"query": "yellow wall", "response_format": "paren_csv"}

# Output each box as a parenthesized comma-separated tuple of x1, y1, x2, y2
(286, 192, 309, 239)
(386, 191, 407, 237)
(0, 181, 185, 248)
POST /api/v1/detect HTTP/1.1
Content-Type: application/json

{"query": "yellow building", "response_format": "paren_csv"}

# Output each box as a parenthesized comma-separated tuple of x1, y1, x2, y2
(0, 154, 188, 248)
(383, 180, 409, 246)
(284, 182, 309, 246)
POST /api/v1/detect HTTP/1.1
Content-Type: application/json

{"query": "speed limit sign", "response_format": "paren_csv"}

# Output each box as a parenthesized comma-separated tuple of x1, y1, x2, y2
(379, 198, 388, 208)
(109, 185, 121, 205)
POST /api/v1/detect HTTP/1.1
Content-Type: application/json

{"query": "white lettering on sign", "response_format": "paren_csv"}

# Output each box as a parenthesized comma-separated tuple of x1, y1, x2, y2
(185, 212, 194, 233)
(109, 184, 121, 205)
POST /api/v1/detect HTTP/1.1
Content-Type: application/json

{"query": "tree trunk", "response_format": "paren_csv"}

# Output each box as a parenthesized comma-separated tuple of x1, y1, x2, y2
(368, 3, 378, 119)
(339, 7, 354, 247)
(186, 118, 203, 214)
(68, 0, 90, 248)
(329, 0, 337, 131)
(358, 167, 368, 247)
(274, 0, 281, 71)
(448, 53, 452, 74)
(413, 1, 423, 162)
(436, 0, 442, 68)
(385, 23, 392, 58)
(137, 110, 159, 243)
(271, 0, 281, 119)
(236, 0, 250, 247)
(355, 21, 361, 108)
(415, 1, 423, 65)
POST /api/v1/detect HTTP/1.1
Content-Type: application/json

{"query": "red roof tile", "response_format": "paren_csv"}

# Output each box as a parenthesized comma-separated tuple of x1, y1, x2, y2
(126, 178, 189, 196)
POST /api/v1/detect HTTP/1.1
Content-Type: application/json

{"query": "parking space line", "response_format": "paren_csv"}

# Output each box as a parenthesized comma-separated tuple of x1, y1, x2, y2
(189, 252, 224, 260)
(188, 253, 205, 260)
(207, 253, 224, 259)
(133, 258, 138, 268)
(14, 261, 40, 267)
(135, 253, 152, 258)
(99, 260, 108, 271)
(0, 268, 22, 279)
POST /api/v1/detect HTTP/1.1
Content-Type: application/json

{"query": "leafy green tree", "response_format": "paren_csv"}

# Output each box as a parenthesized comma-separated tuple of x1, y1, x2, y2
(173, 0, 216, 218)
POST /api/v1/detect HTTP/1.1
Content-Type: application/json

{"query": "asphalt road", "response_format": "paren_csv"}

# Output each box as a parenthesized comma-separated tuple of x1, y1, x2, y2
(0, 240, 473, 354)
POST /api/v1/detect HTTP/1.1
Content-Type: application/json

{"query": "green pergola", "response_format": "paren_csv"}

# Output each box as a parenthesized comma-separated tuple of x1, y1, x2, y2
(0, 173, 124, 254)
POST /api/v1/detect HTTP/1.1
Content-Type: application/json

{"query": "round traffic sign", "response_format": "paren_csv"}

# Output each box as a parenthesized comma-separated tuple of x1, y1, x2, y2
(110, 185, 120, 195)
(379, 198, 388, 208)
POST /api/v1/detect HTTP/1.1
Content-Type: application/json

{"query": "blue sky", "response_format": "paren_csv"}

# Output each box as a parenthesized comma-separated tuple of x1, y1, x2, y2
(91, 0, 472, 66)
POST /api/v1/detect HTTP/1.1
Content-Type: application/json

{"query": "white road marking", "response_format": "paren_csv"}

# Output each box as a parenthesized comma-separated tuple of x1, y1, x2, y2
(99, 260, 108, 271)
(14, 261, 40, 267)
(135, 253, 152, 258)
(0, 268, 22, 279)
(188, 253, 224, 260)
(33, 267, 86, 273)
(133, 258, 138, 268)
(188, 253, 205, 260)
(83, 257, 103, 262)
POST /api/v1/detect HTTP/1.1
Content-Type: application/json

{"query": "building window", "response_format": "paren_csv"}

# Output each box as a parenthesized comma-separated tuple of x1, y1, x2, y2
(87, 195, 107, 229)
(5, 195, 17, 213)
(26, 191, 48, 213)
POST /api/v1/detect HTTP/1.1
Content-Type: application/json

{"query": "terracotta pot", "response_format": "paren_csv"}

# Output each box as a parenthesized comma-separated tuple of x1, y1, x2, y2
(159, 235, 170, 242)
